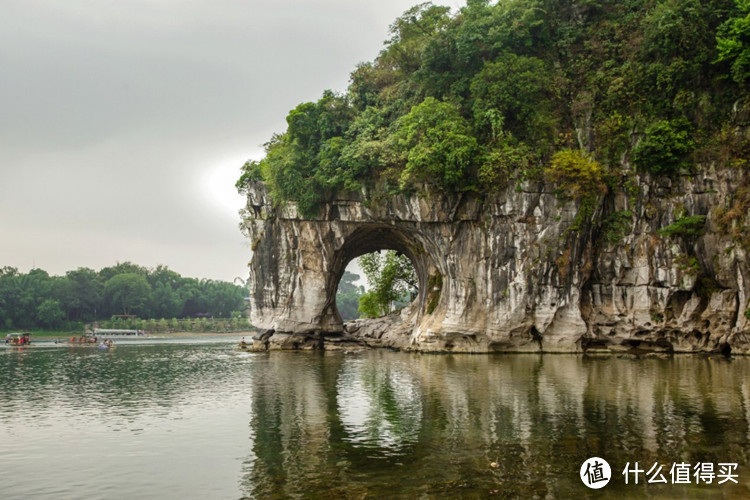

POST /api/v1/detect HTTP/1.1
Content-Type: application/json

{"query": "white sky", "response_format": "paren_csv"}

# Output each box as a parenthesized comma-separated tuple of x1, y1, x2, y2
(0, 0, 436, 283)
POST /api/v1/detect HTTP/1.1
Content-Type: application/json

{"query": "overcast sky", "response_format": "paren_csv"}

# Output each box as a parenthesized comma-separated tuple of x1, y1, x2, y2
(0, 0, 445, 283)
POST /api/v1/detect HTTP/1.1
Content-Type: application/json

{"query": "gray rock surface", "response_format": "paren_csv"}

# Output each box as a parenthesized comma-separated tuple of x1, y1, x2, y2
(240, 166, 750, 354)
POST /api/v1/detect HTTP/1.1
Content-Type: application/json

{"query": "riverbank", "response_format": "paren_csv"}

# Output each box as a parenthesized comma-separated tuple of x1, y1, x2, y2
(3, 330, 257, 341)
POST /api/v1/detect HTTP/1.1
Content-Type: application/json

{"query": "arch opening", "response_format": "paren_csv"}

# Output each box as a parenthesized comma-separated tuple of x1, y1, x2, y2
(336, 250, 418, 321)
(320, 225, 438, 332)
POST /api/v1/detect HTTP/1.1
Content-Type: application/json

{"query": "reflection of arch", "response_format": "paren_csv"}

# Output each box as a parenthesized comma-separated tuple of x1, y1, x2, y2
(319, 224, 439, 332)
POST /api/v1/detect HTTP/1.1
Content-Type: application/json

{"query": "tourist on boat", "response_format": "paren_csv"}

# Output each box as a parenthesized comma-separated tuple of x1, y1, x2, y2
(5, 333, 10, 344)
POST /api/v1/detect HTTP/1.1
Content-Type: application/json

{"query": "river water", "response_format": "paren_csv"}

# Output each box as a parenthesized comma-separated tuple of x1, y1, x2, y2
(1, 338, 749, 499)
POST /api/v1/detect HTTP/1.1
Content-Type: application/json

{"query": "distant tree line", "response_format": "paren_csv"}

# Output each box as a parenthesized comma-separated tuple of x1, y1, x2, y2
(0, 262, 248, 331)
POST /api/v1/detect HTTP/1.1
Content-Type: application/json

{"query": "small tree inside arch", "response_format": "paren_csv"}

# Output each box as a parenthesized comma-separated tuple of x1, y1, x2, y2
(358, 250, 417, 318)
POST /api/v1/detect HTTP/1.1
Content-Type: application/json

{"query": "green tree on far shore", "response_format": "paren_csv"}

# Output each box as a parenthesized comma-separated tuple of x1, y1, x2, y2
(337, 271, 364, 320)
(36, 299, 65, 329)
(104, 273, 152, 316)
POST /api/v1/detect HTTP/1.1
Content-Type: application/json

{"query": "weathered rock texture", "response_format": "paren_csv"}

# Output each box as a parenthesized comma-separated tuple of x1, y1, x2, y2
(241, 166, 750, 354)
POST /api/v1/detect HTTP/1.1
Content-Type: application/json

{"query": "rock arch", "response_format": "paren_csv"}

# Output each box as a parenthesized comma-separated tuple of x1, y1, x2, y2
(241, 171, 750, 354)
(325, 225, 435, 326)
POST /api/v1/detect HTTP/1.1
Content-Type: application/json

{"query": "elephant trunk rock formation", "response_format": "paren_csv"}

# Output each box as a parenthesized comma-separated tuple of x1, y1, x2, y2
(241, 167, 750, 354)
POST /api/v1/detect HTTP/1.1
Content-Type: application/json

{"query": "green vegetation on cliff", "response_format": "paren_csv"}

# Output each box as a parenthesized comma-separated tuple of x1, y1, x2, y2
(237, 0, 749, 216)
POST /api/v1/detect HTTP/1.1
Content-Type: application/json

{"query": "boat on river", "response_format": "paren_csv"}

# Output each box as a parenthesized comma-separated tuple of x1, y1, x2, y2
(91, 328, 146, 337)
(4, 332, 32, 346)
(97, 339, 116, 350)
(67, 334, 99, 345)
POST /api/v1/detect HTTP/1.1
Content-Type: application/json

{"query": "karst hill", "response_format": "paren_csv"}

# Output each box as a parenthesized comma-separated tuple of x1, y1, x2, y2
(237, 0, 750, 353)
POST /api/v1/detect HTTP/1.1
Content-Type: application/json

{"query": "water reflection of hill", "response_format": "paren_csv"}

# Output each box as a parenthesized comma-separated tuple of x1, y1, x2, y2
(244, 352, 750, 498)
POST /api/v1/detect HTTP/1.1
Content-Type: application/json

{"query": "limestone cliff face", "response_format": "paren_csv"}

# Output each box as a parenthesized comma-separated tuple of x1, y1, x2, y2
(241, 165, 750, 354)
